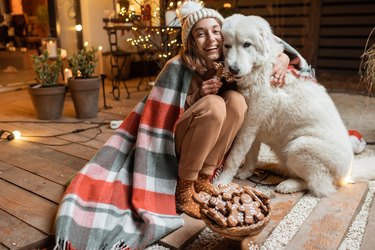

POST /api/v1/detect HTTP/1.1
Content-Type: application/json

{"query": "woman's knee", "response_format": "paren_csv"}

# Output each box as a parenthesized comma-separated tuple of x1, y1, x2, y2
(223, 91, 247, 120)
(200, 95, 226, 122)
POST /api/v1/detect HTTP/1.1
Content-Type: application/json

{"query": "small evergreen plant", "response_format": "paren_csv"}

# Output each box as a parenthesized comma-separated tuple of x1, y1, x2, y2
(32, 50, 62, 87)
(68, 46, 98, 78)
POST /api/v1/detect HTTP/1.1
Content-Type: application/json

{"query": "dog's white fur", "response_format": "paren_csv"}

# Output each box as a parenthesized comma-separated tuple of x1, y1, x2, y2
(214, 15, 355, 197)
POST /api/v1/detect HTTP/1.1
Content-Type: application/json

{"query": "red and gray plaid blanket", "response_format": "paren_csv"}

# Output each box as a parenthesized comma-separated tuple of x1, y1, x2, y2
(54, 57, 193, 250)
(54, 40, 315, 250)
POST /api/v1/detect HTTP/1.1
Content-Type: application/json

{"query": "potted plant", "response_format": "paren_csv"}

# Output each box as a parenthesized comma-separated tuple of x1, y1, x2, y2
(28, 50, 66, 120)
(67, 46, 101, 119)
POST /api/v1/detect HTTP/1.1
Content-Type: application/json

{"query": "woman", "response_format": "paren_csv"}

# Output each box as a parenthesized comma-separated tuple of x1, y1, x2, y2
(54, 1, 312, 249)
(174, 0, 291, 219)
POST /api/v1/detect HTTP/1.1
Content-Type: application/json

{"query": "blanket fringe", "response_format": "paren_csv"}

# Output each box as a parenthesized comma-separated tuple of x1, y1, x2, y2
(53, 239, 130, 250)
(53, 239, 74, 250)
(111, 240, 130, 250)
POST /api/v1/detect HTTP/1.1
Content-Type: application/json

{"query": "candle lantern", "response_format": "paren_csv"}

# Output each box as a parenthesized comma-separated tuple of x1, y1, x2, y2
(41, 38, 58, 58)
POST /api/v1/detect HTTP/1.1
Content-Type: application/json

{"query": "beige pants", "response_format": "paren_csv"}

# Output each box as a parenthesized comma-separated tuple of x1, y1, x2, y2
(175, 90, 247, 180)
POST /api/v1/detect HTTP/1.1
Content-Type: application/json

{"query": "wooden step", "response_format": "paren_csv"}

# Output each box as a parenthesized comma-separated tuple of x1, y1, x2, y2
(286, 182, 368, 250)
(0, 209, 50, 250)
(158, 213, 206, 249)
(360, 189, 375, 250)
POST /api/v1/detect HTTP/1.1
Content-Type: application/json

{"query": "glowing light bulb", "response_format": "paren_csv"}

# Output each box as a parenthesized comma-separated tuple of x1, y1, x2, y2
(75, 24, 83, 31)
(12, 131, 21, 139)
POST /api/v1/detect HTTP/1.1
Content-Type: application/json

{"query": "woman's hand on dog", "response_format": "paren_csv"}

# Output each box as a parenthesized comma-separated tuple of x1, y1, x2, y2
(271, 53, 290, 87)
(199, 77, 223, 96)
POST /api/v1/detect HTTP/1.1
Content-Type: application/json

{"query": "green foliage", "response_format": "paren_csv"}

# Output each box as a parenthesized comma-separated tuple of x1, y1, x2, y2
(32, 50, 62, 87)
(68, 46, 98, 79)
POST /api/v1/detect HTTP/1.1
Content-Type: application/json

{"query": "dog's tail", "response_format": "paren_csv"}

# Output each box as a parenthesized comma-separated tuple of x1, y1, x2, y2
(351, 156, 375, 181)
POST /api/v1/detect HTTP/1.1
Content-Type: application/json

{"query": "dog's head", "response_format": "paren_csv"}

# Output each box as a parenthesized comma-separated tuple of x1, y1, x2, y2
(221, 15, 282, 78)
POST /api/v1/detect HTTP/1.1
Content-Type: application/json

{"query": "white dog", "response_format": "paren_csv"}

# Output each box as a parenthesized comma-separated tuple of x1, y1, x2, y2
(215, 14, 374, 197)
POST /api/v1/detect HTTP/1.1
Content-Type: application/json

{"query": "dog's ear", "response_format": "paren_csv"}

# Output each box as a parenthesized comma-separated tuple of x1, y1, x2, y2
(255, 17, 273, 56)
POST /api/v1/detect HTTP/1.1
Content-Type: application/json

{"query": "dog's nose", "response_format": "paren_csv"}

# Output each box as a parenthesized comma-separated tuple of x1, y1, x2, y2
(229, 66, 240, 75)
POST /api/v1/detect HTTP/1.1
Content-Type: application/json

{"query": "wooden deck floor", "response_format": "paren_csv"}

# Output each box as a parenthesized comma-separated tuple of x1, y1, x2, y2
(0, 79, 374, 249)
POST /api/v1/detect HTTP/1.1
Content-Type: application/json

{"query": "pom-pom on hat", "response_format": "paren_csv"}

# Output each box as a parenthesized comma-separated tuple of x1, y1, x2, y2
(348, 130, 366, 154)
(177, 0, 224, 47)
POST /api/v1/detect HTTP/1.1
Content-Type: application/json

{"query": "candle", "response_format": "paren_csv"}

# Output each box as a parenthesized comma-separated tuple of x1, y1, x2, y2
(98, 46, 104, 75)
(64, 68, 72, 83)
(47, 40, 57, 58)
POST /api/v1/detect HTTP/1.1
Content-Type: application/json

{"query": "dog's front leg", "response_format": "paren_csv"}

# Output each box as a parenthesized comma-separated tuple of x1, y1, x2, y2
(215, 125, 259, 185)
(236, 138, 261, 180)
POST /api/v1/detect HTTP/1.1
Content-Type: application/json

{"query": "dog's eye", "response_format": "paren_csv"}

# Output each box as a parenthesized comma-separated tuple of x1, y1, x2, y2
(224, 44, 231, 49)
(243, 42, 252, 48)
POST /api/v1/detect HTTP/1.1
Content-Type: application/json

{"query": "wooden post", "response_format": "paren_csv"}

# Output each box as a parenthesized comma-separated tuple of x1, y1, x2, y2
(304, 0, 322, 68)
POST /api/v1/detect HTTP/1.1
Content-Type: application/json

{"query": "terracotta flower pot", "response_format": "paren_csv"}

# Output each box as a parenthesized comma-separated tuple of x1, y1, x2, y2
(27, 84, 67, 120)
(68, 77, 101, 119)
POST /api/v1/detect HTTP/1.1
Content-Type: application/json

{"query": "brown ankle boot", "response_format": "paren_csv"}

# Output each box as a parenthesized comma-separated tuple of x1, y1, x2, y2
(175, 178, 201, 219)
(194, 174, 213, 194)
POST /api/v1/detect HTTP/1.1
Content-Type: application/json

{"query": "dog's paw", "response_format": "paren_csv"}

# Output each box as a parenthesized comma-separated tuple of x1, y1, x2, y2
(214, 175, 232, 185)
(235, 168, 252, 180)
(275, 179, 308, 194)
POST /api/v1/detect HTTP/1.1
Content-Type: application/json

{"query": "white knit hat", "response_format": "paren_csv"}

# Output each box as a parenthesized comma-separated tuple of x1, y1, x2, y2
(176, 0, 224, 47)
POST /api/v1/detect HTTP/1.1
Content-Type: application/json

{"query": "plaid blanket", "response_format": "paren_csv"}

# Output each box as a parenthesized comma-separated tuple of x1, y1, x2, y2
(54, 57, 192, 250)
(54, 40, 314, 250)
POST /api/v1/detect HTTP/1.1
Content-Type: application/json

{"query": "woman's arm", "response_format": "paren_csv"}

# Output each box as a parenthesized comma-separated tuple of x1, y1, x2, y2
(271, 52, 290, 87)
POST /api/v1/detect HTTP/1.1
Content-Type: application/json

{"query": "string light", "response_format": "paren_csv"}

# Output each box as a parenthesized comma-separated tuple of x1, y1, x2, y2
(75, 24, 83, 32)
(12, 130, 21, 139)
(0, 130, 16, 141)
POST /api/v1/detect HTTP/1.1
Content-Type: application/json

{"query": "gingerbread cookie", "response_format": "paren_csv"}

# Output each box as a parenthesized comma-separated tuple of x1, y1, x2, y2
(213, 61, 236, 83)
(212, 182, 242, 200)
(240, 193, 264, 224)
(201, 207, 228, 228)
(209, 195, 227, 214)
(226, 196, 245, 227)
(192, 191, 211, 209)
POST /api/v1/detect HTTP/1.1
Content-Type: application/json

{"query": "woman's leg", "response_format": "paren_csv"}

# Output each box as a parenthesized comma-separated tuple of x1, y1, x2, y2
(199, 90, 247, 176)
(174, 95, 226, 218)
(175, 95, 226, 180)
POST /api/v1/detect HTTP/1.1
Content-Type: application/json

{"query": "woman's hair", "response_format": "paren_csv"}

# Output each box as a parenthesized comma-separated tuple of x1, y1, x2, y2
(179, 17, 223, 74)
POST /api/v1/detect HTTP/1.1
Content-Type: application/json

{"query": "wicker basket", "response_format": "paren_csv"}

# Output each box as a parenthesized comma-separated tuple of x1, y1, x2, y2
(202, 205, 271, 240)
(200, 187, 272, 240)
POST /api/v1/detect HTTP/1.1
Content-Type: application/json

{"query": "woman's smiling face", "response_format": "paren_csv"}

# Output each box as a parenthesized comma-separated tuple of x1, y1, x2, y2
(191, 18, 223, 68)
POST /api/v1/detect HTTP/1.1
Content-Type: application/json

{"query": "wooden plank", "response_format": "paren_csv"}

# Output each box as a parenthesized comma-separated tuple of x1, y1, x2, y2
(273, 27, 307, 37)
(267, 17, 310, 27)
(238, 0, 310, 6)
(158, 214, 206, 249)
(318, 48, 364, 59)
(241, 191, 305, 247)
(322, 4, 375, 15)
(0, 161, 65, 203)
(0, 141, 83, 185)
(319, 38, 368, 48)
(323, 0, 374, 3)
(286, 182, 368, 250)
(241, 6, 309, 16)
(360, 191, 375, 250)
(301, 0, 322, 67)
(0, 209, 49, 250)
(317, 58, 361, 69)
(0, 179, 58, 235)
(321, 16, 375, 26)
(0, 122, 101, 160)
(320, 27, 374, 37)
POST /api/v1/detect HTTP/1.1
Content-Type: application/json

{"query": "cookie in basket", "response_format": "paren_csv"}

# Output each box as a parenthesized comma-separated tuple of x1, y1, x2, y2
(194, 183, 272, 240)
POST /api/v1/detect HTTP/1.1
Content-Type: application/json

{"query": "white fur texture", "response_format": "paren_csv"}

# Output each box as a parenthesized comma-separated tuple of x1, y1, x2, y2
(215, 15, 355, 197)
